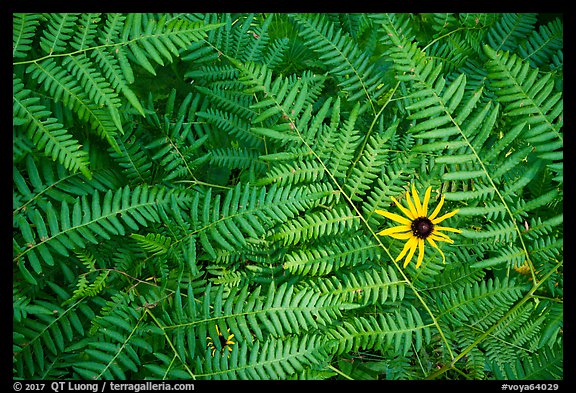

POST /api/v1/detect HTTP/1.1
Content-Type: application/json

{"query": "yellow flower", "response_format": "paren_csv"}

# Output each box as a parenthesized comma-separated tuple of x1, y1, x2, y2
(375, 185, 461, 269)
(207, 325, 235, 356)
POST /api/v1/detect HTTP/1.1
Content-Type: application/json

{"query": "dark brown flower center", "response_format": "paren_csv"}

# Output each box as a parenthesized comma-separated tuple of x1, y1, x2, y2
(411, 217, 434, 239)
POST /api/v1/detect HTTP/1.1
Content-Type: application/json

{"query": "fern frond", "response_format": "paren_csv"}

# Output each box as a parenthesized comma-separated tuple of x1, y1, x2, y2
(13, 77, 92, 179)
(255, 160, 325, 186)
(13, 13, 42, 59)
(192, 183, 337, 256)
(269, 205, 360, 247)
(433, 277, 528, 329)
(13, 293, 86, 379)
(518, 18, 563, 69)
(13, 186, 191, 282)
(291, 13, 386, 106)
(188, 282, 351, 345)
(485, 13, 538, 53)
(490, 345, 562, 380)
(196, 334, 331, 380)
(311, 265, 406, 305)
(329, 306, 431, 356)
(484, 45, 563, 169)
(25, 58, 123, 152)
(282, 234, 380, 276)
(39, 13, 80, 55)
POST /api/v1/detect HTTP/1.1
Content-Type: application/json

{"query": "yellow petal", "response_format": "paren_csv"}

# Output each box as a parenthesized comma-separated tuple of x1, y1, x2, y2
(375, 209, 412, 225)
(429, 232, 454, 244)
(377, 225, 411, 237)
(402, 237, 419, 268)
(389, 232, 415, 240)
(391, 196, 416, 220)
(415, 239, 425, 269)
(411, 184, 423, 216)
(434, 225, 462, 233)
(421, 186, 432, 217)
(405, 190, 419, 218)
(428, 195, 445, 221)
(395, 236, 417, 264)
(431, 209, 459, 224)
(427, 237, 445, 264)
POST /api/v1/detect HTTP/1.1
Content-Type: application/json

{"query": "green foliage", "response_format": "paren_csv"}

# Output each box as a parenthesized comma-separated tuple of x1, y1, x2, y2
(13, 13, 562, 380)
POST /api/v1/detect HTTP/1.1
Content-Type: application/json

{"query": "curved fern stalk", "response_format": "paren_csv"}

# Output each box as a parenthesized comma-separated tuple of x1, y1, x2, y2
(290, 13, 386, 112)
(13, 77, 92, 180)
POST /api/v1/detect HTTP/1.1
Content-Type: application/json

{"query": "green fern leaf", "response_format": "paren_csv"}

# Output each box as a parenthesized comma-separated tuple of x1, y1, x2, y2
(13, 77, 92, 179)
(13, 13, 42, 59)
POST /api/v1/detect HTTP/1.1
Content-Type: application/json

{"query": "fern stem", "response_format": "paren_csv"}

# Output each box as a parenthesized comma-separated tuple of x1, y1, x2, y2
(12, 297, 85, 361)
(97, 311, 145, 379)
(145, 308, 197, 380)
(449, 111, 538, 283)
(173, 179, 232, 190)
(98, 268, 160, 288)
(421, 26, 484, 53)
(425, 259, 562, 379)
(349, 81, 400, 173)
(13, 21, 218, 67)
(326, 364, 354, 380)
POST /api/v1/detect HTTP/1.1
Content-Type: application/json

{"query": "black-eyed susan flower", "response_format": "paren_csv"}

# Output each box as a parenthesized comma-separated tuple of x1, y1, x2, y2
(375, 185, 461, 269)
(207, 325, 235, 356)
